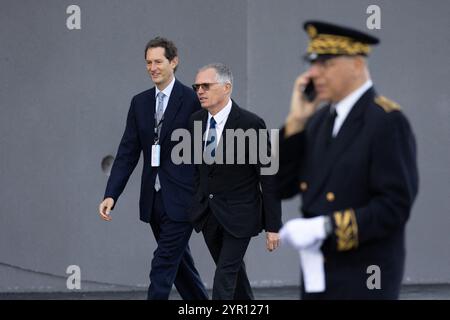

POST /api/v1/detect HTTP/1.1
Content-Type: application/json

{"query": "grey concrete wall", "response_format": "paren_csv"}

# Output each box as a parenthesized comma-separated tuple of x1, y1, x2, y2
(0, 0, 449, 292)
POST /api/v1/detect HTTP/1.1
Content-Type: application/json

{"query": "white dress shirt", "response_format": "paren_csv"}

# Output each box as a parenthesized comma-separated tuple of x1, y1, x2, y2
(155, 77, 176, 114)
(332, 79, 373, 137)
(204, 99, 233, 147)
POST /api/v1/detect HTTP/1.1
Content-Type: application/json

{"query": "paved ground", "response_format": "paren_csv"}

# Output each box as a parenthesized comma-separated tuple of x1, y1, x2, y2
(1, 284, 449, 300)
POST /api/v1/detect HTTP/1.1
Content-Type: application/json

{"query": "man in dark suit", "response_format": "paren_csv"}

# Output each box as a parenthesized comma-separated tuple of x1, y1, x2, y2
(189, 63, 282, 300)
(98, 37, 208, 300)
(278, 21, 419, 299)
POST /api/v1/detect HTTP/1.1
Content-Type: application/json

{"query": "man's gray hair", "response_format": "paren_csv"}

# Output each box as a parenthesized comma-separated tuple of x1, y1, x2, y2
(199, 63, 233, 85)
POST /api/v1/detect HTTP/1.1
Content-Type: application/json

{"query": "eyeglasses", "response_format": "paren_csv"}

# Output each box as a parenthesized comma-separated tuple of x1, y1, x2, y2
(192, 82, 220, 92)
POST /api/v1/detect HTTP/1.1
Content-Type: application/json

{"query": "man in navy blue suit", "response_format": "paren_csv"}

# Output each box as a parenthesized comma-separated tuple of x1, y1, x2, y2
(98, 37, 208, 300)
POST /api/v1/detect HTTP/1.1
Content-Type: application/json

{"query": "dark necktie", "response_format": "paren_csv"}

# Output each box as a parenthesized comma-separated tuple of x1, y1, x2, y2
(204, 117, 217, 161)
(325, 107, 337, 145)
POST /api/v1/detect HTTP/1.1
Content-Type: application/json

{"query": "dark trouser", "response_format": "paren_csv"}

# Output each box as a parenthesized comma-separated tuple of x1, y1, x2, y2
(147, 192, 208, 300)
(202, 212, 253, 300)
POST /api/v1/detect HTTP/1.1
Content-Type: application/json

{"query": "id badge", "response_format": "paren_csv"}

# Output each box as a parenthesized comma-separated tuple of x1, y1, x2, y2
(151, 144, 160, 167)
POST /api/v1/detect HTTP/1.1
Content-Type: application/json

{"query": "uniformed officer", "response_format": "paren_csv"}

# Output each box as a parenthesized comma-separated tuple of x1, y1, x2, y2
(278, 21, 419, 299)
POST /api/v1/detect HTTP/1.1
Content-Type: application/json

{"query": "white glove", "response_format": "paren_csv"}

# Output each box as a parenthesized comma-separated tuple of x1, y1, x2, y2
(299, 241, 326, 292)
(280, 216, 328, 250)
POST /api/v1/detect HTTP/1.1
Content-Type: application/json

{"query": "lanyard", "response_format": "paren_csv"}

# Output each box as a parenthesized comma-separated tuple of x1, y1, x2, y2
(154, 112, 164, 144)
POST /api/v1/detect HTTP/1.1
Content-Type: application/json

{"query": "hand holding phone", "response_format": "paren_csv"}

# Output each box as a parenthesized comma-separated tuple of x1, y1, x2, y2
(285, 74, 319, 137)
(303, 80, 316, 102)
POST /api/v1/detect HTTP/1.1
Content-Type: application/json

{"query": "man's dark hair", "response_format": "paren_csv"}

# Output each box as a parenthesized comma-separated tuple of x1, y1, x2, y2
(144, 37, 178, 72)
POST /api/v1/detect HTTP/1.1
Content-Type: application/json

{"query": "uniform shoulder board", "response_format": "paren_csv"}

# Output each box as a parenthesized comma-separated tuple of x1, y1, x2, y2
(374, 95, 401, 113)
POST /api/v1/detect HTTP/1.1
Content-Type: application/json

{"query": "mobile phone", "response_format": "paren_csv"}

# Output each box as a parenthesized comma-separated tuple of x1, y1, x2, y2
(303, 80, 316, 102)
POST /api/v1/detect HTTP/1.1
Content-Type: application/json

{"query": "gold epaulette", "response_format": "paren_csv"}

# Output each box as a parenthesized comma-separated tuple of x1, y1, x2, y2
(374, 95, 401, 113)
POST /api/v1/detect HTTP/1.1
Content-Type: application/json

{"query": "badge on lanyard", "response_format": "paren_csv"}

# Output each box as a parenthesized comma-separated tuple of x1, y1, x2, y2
(151, 144, 160, 167)
(153, 107, 163, 167)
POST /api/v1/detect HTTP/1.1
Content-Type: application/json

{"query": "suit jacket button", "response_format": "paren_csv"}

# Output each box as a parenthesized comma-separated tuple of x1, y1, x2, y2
(326, 192, 335, 202)
(299, 182, 308, 192)
(209, 194, 214, 199)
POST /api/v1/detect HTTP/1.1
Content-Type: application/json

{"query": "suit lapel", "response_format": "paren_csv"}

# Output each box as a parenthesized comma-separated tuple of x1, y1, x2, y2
(306, 88, 375, 202)
(146, 88, 157, 145)
(309, 106, 333, 168)
(201, 109, 208, 138)
(198, 109, 211, 172)
(218, 101, 240, 159)
(159, 80, 183, 145)
(198, 109, 208, 154)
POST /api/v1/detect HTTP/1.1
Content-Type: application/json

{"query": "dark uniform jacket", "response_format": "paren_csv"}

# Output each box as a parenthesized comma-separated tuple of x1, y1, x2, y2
(277, 87, 418, 299)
